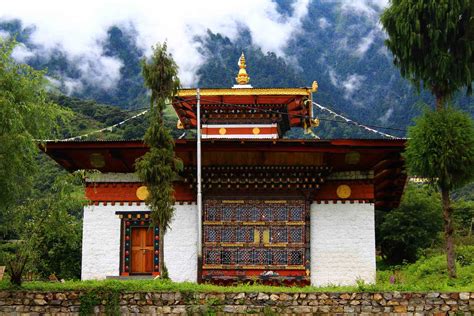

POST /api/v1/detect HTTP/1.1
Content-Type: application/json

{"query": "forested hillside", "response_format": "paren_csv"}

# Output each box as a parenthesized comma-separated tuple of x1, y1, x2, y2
(1, 0, 472, 139)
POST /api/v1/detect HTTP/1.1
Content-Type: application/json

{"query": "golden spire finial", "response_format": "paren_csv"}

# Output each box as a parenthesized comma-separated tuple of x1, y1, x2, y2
(235, 52, 250, 85)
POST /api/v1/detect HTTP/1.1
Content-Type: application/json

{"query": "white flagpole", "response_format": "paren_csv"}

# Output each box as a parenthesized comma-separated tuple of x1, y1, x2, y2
(196, 88, 202, 281)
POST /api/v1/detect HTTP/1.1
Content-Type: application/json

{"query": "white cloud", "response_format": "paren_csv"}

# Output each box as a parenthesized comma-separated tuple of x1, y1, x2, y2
(76, 54, 123, 90)
(11, 43, 34, 62)
(328, 67, 365, 99)
(63, 78, 84, 95)
(0, 30, 10, 39)
(328, 68, 339, 86)
(342, 74, 365, 97)
(378, 107, 393, 123)
(355, 30, 376, 57)
(331, 1, 388, 58)
(318, 17, 330, 29)
(46, 75, 83, 95)
(0, 0, 310, 88)
(340, 0, 388, 17)
(45, 76, 60, 86)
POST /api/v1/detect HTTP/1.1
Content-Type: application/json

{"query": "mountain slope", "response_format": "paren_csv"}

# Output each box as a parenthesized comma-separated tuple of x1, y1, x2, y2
(1, 1, 472, 139)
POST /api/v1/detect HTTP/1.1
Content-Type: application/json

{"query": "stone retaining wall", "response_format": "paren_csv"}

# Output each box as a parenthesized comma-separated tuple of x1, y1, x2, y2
(0, 291, 472, 315)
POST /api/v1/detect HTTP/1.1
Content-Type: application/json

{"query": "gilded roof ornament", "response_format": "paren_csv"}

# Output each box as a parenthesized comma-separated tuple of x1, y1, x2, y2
(235, 52, 250, 85)
(311, 81, 318, 93)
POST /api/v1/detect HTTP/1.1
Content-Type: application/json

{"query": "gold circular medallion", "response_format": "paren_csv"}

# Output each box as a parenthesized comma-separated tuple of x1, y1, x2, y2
(136, 186, 150, 201)
(219, 128, 227, 135)
(345, 151, 361, 165)
(336, 185, 352, 199)
(252, 127, 261, 135)
(89, 153, 105, 168)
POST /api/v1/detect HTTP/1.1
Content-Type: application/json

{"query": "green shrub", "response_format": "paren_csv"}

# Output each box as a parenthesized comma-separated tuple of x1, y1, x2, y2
(378, 245, 474, 291)
(452, 200, 474, 237)
(0, 242, 18, 266)
(79, 287, 120, 316)
(377, 184, 443, 264)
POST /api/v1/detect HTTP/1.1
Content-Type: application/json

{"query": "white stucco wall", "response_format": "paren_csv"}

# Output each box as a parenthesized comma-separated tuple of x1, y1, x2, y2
(82, 204, 121, 280)
(81, 203, 198, 282)
(310, 202, 376, 286)
(164, 204, 198, 282)
(81, 203, 149, 280)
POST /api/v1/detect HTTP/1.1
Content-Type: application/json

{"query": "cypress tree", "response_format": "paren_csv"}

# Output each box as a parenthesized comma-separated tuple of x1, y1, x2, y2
(135, 43, 182, 278)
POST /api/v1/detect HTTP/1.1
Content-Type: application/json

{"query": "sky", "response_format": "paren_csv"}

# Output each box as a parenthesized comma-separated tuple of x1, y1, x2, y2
(0, 0, 388, 88)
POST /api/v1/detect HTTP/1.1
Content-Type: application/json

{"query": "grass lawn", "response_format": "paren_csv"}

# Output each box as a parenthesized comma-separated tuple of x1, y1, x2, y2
(0, 246, 472, 293)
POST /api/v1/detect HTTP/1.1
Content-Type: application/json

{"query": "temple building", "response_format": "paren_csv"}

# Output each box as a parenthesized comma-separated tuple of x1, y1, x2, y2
(42, 53, 406, 286)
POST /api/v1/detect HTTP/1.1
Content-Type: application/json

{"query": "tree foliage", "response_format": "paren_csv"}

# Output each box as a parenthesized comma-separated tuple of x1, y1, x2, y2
(452, 200, 474, 238)
(382, 0, 474, 278)
(0, 39, 69, 209)
(5, 173, 84, 283)
(378, 184, 443, 264)
(0, 39, 81, 284)
(135, 43, 182, 277)
(404, 107, 474, 277)
(404, 107, 474, 191)
(381, 0, 474, 107)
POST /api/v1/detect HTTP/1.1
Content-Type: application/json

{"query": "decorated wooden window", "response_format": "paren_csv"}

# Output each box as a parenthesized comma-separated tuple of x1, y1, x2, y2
(289, 227, 304, 243)
(202, 200, 308, 277)
(271, 227, 288, 243)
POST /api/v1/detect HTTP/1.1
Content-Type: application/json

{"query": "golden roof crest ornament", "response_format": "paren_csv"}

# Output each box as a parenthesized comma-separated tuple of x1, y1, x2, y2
(311, 80, 318, 93)
(235, 52, 251, 86)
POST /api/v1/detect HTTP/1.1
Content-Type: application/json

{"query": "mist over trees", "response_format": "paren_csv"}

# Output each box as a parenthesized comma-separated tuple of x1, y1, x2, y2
(1, 1, 472, 139)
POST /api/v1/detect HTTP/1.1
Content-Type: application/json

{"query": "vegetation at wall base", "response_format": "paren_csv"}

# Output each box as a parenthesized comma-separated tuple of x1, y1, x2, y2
(0, 246, 472, 293)
(79, 287, 120, 316)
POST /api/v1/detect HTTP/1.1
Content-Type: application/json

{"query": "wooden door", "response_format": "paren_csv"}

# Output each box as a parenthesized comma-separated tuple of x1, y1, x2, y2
(131, 227, 154, 274)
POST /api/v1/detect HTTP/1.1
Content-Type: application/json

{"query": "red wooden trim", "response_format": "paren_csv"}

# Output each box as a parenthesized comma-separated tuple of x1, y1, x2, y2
(314, 182, 374, 200)
(43, 138, 405, 150)
(203, 126, 278, 135)
(202, 269, 306, 277)
(85, 182, 195, 202)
